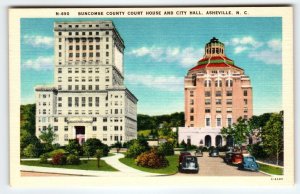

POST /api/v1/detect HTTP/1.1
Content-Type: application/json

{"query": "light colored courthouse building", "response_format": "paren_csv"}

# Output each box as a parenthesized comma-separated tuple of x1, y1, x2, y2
(178, 37, 253, 147)
(35, 21, 138, 146)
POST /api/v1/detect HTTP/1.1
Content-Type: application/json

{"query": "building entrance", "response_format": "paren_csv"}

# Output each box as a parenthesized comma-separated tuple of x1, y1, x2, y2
(75, 126, 85, 145)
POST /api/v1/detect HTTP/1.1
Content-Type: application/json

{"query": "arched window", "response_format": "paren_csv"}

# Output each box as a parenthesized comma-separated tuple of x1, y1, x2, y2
(226, 79, 233, 87)
(204, 80, 211, 87)
(215, 79, 222, 87)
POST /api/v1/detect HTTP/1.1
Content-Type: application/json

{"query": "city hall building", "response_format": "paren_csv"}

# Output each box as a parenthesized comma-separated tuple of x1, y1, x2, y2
(35, 21, 138, 146)
(178, 37, 253, 147)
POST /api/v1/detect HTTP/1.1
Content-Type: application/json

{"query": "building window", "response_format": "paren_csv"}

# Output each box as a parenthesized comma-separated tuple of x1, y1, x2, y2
(244, 90, 248, 96)
(226, 99, 232, 105)
(68, 97, 72, 107)
(205, 108, 210, 113)
(226, 91, 233, 96)
(75, 97, 79, 107)
(216, 108, 222, 113)
(69, 45, 73, 50)
(68, 85, 72, 90)
(68, 77, 72, 82)
(190, 91, 194, 97)
(88, 97, 92, 107)
(227, 117, 232, 127)
(58, 77, 62, 82)
(205, 91, 211, 97)
(190, 108, 194, 113)
(93, 126, 97, 131)
(96, 45, 100, 50)
(216, 117, 222, 127)
(215, 80, 222, 87)
(95, 85, 99, 90)
(204, 80, 211, 87)
(216, 99, 222, 105)
(54, 126, 58, 131)
(88, 85, 92, 90)
(105, 68, 109, 73)
(58, 103, 62, 107)
(190, 99, 194, 105)
(205, 118, 211, 127)
(106, 37, 109, 42)
(244, 108, 248, 113)
(64, 126, 68, 131)
(82, 97, 86, 107)
(114, 126, 118, 131)
(58, 68, 62, 73)
(95, 97, 100, 107)
(103, 117, 107, 122)
(106, 52, 109, 57)
(226, 80, 233, 87)
(190, 116, 194, 121)
(105, 76, 109, 82)
(103, 126, 107, 131)
(216, 91, 222, 97)
(54, 117, 58, 122)
(205, 99, 210, 105)
(64, 134, 68, 141)
(244, 99, 248, 105)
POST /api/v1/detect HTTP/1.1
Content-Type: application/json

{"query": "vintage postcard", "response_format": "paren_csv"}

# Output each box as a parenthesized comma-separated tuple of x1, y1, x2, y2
(9, 7, 293, 187)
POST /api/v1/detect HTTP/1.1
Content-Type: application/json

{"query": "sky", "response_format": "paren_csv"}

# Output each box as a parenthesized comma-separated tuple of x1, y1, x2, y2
(21, 17, 282, 116)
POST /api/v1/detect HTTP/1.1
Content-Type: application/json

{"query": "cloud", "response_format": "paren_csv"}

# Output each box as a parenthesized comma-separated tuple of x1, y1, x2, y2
(23, 35, 54, 47)
(129, 46, 203, 68)
(248, 39, 282, 65)
(22, 56, 53, 70)
(230, 36, 263, 54)
(127, 74, 183, 92)
(234, 46, 248, 54)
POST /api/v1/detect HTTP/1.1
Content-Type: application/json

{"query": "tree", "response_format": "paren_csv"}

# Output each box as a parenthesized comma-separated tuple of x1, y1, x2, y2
(66, 139, 82, 155)
(23, 143, 40, 158)
(83, 138, 109, 159)
(221, 117, 252, 150)
(95, 149, 103, 168)
(39, 125, 57, 152)
(261, 112, 283, 165)
(20, 104, 36, 135)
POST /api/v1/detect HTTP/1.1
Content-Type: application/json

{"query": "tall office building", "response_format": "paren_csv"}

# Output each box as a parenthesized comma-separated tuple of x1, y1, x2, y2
(178, 37, 253, 147)
(35, 21, 138, 146)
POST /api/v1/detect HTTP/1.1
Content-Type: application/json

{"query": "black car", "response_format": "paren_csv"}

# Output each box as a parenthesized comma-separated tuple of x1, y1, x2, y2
(209, 148, 219, 157)
(223, 152, 234, 164)
(178, 155, 199, 173)
(194, 149, 203, 157)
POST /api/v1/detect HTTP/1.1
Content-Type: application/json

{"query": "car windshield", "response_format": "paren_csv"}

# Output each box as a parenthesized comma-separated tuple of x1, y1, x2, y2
(245, 157, 254, 162)
(186, 157, 196, 162)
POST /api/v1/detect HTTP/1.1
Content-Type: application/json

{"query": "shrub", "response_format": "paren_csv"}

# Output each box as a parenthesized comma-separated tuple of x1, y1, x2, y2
(66, 154, 81, 165)
(49, 149, 66, 157)
(66, 139, 83, 156)
(52, 153, 67, 165)
(136, 149, 169, 169)
(158, 142, 174, 156)
(218, 145, 228, 152)
(39, 153, 49, 164)
(125, 140, 149, 158)
(202, 147, 208, 152)
(187, 144, 197, 150)
(179, 140, 187, 149)
(208, 146, 216, 151)
(23, 144, 40, 158)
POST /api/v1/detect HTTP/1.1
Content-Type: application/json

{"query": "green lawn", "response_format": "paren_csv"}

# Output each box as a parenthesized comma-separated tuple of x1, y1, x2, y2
(258, 163, 283, 175)
(119, 155, 179, 175)
(21, 159, 118, 171)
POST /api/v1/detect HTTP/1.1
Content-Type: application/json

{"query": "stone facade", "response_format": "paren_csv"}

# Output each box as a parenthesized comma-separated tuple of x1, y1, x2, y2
(35, 21, 138, 146)
(179, 37, 253, 147)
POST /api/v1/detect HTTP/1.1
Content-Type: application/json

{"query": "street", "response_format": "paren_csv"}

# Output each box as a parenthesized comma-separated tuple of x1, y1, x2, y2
(176, 152, 267, 176)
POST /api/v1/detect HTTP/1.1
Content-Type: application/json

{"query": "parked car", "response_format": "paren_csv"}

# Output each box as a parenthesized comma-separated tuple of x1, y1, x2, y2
(231, 153, 243, 165)
(194, 149, 203, 157)
(178, 155, 199, 173)
(179, 151, 191, 163)
(223, 152, 234, 164)
(238, 156, 259, 171)
(209, 148, 219, 157)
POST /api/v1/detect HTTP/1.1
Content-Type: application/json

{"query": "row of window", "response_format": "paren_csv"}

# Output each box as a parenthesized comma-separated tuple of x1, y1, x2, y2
(62, 134, 123, 142)
(58, 67, 110, 74)
(66, 52, 109, 58)
(206, 47, 224, 55)
(57, 84, 109, 91)
(61, 44, 109, 51)
(58, 76, 110, 82)
(57, 37, 109, 43)
(57, 23, 110, 28)
(204, 79, 233, 87)
(190, 107, 248, 114)
(58, 30, 110, 36)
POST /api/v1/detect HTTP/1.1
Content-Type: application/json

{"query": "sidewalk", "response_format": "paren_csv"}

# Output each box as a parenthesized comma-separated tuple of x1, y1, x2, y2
(21, 153, 162, 177)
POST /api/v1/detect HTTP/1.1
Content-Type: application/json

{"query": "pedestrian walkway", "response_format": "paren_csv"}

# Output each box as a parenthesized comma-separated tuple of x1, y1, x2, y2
(21, 153, 162, 177)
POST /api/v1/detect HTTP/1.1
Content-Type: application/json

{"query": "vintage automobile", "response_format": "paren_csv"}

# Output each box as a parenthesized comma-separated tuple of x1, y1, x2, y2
(223, 152, 234, 164)
(238, 156, 260, 171)
(209, 148, 219, 157)
(179, 151, 191, 163)
(178, 155, 199, 173)
(231, 153, 243, 165)
(194, 149, 203, 157)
